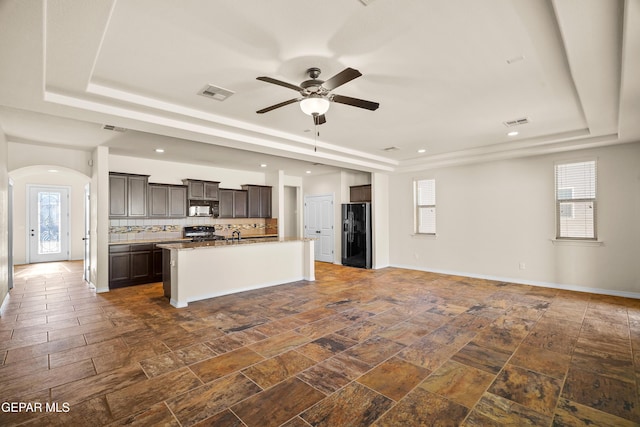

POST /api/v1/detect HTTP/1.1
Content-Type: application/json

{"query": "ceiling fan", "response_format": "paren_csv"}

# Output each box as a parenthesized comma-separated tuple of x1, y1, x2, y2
(256, 67, 380, 125)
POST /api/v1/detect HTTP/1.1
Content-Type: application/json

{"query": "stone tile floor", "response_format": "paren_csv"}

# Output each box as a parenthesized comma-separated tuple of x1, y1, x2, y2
(1, 261, 639, 426)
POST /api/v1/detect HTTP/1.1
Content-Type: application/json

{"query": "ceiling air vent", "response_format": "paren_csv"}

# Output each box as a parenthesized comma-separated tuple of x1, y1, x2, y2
(102, 124, 127, 132)
(383, 146, 400, 152)
(503, 117, 529, 127)
(198, 84, 234, 101)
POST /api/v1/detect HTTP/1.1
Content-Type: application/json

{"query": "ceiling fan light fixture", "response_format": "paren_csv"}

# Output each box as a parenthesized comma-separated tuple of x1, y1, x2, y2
(300, 95, 330, 116)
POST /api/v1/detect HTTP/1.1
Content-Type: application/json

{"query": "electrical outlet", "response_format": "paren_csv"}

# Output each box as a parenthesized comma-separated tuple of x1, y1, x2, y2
(519, 262, 526, 270)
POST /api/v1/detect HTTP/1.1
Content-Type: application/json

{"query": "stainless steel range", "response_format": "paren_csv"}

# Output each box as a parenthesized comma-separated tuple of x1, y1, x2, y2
(183, 226, 225, 242)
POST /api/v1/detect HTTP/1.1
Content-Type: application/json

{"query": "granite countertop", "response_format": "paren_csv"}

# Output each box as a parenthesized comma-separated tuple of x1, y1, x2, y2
(109, 234, 279, 246)
(158, 237, 311, 250)
(109, 238, 192, 245)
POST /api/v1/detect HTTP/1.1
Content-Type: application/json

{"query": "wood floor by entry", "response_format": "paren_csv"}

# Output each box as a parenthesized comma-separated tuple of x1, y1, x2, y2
(1, 261, 639, 426)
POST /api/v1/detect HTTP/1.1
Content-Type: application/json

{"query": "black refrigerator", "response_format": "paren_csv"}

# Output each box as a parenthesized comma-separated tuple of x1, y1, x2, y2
(341, 203, 372, 269)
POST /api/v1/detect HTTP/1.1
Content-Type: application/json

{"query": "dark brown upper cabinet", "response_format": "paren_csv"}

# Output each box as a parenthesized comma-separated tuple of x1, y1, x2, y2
(183, 179, 220, 201)
(242, 185, 272, 218)
(350, 184, 372, 203)
(109, 172, 149, 219)
(148, 184, 187, 218)
(219, 189, 248, 218)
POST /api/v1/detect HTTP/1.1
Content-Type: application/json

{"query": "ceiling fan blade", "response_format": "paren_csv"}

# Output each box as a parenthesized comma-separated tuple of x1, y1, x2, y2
(256, 98, 300, 114)
(332, 94, 380, 111)
(313, 114, 327, 125)
(257, 76, 304, 92)
(322, 67, 362, 91)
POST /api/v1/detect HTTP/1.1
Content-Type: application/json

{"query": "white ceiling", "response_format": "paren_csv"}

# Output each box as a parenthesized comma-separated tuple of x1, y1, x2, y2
(0, 0, 638, 176)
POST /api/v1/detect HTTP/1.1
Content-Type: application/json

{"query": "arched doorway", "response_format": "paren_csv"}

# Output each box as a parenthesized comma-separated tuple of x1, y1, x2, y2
(9, 165, 91, 279)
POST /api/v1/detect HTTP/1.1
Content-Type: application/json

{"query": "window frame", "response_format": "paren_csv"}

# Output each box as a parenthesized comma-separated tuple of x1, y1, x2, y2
(554, 160, 597, 240)
(414, 178, 436, 235)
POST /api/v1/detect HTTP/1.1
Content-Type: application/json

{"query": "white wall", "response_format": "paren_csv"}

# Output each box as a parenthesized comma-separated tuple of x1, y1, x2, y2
(0, 128, 9, 309)
(283, 175, 303, 238)
(389, 142, 640, 297)
(109, 155, 265, 188)
(9, 142, 92, 176)
(284, 186, 298, 238)
(372, 173, 389, 269)
(92, 146, 110, 292)
(10, 168, 89, 264)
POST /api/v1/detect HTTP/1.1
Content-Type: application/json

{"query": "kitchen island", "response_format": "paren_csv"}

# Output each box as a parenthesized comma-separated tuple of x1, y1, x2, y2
(157, 238, 315, 308)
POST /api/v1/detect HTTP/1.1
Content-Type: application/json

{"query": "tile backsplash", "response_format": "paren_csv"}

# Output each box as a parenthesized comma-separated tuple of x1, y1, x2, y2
(109, 218, 278, 242)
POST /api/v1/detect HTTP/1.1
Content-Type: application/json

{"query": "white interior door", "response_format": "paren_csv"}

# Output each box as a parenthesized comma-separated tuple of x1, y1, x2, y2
(28, 185, 70, 263)
(304, 194, 334, 263)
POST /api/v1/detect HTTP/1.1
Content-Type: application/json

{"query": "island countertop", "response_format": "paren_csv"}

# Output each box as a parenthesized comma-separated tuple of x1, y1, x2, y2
(157, 237, 312, 250)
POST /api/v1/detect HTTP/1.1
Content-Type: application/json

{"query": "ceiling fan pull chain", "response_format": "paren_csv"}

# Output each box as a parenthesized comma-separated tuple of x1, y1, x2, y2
(314, 121, 318, 152)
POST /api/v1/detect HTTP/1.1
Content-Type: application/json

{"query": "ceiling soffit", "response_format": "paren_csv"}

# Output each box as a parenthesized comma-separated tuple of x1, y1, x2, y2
(1, 0, 634, 173)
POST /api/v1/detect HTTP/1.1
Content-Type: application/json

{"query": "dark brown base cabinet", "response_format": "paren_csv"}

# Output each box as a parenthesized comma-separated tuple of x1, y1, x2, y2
(153, 247, 164, 282)
(109, 243, 176, 288)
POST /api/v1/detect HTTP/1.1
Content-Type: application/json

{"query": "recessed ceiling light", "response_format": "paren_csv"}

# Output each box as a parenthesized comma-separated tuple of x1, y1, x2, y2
(155, 148, 165, 153)
(417, 149, 426, 153)
(260, 164, 267, 168)
(305, 170, 311, 174)
(507, 131, 519, 137)
(47, 169, 58, 173)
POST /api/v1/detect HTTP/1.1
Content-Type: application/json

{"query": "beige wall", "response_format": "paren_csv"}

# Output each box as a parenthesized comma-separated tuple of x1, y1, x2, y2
(0, 128, 9, 310)
(389, 142, 640, 297)
(109, 155, 266, 188)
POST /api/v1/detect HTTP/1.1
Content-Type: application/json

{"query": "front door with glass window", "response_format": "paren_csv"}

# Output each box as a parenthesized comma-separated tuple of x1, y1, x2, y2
(28, 185, 70, 263)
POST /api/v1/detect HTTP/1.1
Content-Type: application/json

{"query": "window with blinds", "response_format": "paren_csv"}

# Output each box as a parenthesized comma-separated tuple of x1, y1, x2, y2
(415, 179, 436, 234)
(555, 160, 597, 239)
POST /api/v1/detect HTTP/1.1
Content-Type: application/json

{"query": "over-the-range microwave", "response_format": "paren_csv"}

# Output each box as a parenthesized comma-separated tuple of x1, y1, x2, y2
(189, 205, 209, 216)
(188, 202, 219, 217)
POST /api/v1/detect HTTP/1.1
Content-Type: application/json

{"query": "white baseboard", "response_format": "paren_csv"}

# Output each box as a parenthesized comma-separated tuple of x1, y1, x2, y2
(390, 263, 640, 300)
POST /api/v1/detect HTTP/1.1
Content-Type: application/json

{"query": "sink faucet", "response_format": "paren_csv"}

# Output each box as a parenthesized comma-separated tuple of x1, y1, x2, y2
(232, 230, 241, 241)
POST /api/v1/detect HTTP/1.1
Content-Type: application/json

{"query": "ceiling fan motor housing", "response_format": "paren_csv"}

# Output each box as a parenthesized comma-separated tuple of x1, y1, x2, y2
(300, 68, 324, 93)
(307, 67, 321, 79)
